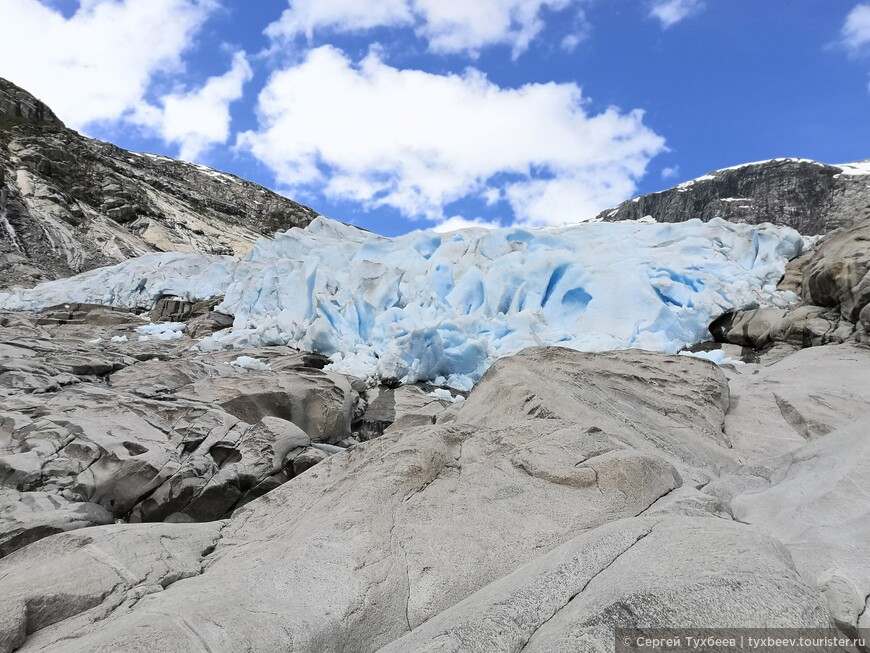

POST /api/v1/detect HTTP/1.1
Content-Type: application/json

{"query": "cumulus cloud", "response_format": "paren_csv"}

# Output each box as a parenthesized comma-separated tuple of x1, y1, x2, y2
(661, 165, 680, 180)
(267, 0, 577, 57)
(649, 0, 704, 29)
(238, 46, 666, 227)
(265, 0, 413, 40)
(0, 0, 217, 129)
(135, 52, 253, 161)
(842, 3, 870, 54)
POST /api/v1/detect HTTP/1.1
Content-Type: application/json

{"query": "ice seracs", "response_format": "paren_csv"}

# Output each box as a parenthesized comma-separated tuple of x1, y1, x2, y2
(0, 216, 804, 389)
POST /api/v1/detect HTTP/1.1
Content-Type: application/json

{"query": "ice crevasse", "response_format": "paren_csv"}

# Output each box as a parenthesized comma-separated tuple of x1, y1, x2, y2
(0, 217, 805, 389)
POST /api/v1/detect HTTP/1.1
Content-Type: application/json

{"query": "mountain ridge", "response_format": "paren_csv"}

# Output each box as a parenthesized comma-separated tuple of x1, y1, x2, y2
(597, 157, 870, 234)
(0, 77, 319, 289)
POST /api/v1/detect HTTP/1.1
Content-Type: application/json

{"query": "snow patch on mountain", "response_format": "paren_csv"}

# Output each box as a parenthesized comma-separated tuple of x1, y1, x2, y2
(836, 160, 870, 176)
(0, 217, 804, 389)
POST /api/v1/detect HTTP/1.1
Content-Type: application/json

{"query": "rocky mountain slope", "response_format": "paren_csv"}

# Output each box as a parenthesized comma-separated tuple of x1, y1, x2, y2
(0, 77, 319, 289)
(597, 157, 870, 235)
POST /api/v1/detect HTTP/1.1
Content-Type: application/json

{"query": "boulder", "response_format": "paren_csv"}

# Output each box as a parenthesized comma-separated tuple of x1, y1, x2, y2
(291, 447, 329, 476)
(802, 218, 870, 321)
(150, 296, 193, 323)
(0, 380, 337, 551)
(177, 368, 356, 444)
(459, 347, 733, 486)
(778, 246, 815, 294)
(355, 384, 454, 439)
(0, 521, 223, 653)
(130, 416, 312, 522)
(185, 310, 233, 339)
(35, 303, 138, 327)
(766, 305, 851, 347)
(709, 307, 786, 347)
(706, 344, 870, 632)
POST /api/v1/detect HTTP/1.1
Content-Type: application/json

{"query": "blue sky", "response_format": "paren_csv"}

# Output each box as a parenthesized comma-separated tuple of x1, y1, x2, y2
(1, 0, 869, 236)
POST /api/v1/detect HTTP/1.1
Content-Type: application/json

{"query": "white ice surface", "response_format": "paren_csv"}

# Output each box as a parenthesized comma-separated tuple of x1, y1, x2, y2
(429, 388, 465, 403)
(0, 252, 238, 310)
(678, 349, 741, 366)
(227, 356, 271, 372)
(0, 217, 803, 389)
(136, 322, 187, 341)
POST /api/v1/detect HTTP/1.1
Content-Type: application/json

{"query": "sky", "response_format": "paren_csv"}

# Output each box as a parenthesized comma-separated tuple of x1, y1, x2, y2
(1, 1, 868, 236)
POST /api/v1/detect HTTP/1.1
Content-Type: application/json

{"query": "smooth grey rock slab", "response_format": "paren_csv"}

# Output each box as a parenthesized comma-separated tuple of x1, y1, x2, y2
(0, 490, 113, 557)
(458, 347, 734, 486)
(380, 516, 831, 653)
(731, 416, 870, 632)
(720, 344, 870, 464)
(0, 521, 222, 653)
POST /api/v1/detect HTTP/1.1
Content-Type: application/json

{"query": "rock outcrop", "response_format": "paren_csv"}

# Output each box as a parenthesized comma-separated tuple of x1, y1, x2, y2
(598, 158, 870, 235)
(0, 303, 466, 558)
(4, 341, 869, 651)
(711, 216, 870, 350)
(0, 77, 319, 289)
(0, 309, 367, 556)
(0, 79, 62, 126)
(802, 217, 870, 322)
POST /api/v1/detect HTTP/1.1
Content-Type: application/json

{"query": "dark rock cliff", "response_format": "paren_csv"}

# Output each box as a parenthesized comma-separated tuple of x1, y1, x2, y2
(597, 158, 870, 236)
(0, 78, 319, 289)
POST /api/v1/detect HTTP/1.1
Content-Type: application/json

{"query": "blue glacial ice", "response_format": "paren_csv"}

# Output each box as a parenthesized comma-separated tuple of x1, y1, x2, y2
(0, 217, 805, 389)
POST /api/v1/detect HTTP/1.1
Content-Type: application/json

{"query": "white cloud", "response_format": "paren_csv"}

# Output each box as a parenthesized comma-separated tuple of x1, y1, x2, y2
(265, 0, 413, 40)
(414, 0, 573, 57)
(661, 165, 680, 180)
(238, 46, 666, 227)
(561, 33, 583, 53)
(135, 52, 253, 161)
(649, 0, 703, 29)
(0, 0, 217, 129)
(430, 216, 501, 232)
(267, 0, 577, 57)
(842, 4, 870, 53)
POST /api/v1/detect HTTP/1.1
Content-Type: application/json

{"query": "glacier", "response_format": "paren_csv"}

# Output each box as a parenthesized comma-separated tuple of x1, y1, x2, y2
(0, 217, 804, 389)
